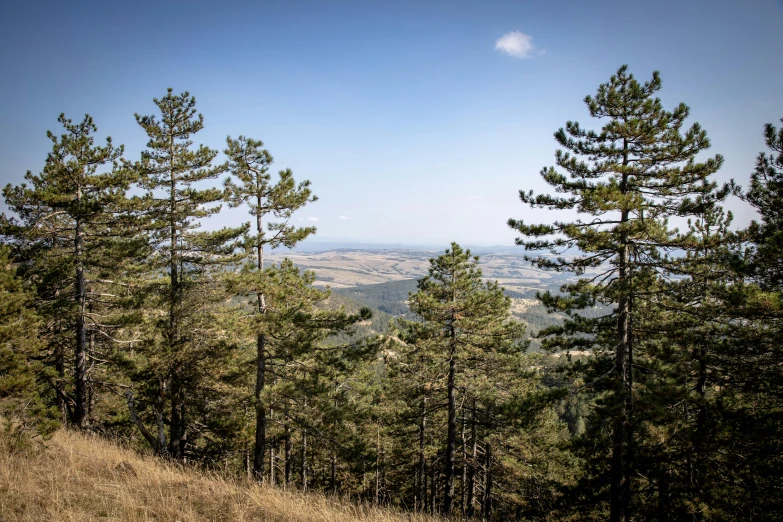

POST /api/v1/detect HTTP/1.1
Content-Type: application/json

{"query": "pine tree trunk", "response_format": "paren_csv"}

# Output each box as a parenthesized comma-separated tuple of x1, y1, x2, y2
(178, 400, 187, 459)
(169, 376, 182, 457)
(331, 453, 337, 495)
(284, 416, 292, 488)
(253, 193, 268, 481)
(417, 395, 427, 511)
(125, 390, 158, 450)
(461, 403, 467, 515)
(269, 406, 276, 486)
(74, 215, 88, 429)
(444, 351, 457, 514)
(610, 143, 632, 522)
(168, 142, 181, 458)
(430, 460, 437, 515)
(692, 344, 708, 520)
(610, 249, 630, 522)
(375, 424, 381, 505)
(245, 445, 251, 478)
(253, 333, 266, 479)
(301, 428, 308, 492)
(483, 442, 492, 519)
(467, 398, 477, 518)
(423, 463, 430, 513)
(87, 325, 95, 422)
(625, 293, 635, 512)
(156, 380, 167, 456)
(54, 326, 68, 423)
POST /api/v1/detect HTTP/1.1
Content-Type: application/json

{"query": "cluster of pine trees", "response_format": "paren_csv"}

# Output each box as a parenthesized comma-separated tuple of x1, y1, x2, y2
(1, 67, 781, 521)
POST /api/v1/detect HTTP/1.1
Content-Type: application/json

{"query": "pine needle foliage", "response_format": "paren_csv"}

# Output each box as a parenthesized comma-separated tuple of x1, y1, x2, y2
(1, 114, 137, 429)
(745, 117, 783, 289)
(133, 89, 248, 457)
(223, 134, 317, 479)
(508, 65, 728, 521)
(400, 243, 526, 516)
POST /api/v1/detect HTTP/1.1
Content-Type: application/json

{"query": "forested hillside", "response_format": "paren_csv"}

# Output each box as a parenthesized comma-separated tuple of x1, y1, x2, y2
(332, 277, 582, 345)
(1, 66, 781, 521)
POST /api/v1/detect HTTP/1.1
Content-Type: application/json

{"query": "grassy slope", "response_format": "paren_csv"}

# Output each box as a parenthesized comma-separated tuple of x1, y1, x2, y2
(0, 428, 442, 522)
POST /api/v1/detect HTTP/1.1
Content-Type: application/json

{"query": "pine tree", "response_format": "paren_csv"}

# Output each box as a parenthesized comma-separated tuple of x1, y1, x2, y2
(508, 65, 727, 521)
(223, 135, 316, 479)
(629, 201, 737, 519)
(716, 117, 783, 518)
(134, 89, 247, 457)
(227, 259, 372, 487)
(745, 117, 783, 289)
(399, 243, 525, 516)
(2, 114, 136, 429)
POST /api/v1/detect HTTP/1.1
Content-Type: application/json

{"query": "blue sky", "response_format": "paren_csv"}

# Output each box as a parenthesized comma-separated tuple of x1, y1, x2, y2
(1, 0, 781, 246)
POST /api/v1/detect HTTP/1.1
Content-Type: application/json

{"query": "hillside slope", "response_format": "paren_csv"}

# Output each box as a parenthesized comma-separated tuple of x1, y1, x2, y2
(0, 428, 442, 522)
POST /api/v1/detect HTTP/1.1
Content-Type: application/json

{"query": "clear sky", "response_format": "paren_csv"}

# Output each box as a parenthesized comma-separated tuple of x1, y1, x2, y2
(1, 0, 781, 247)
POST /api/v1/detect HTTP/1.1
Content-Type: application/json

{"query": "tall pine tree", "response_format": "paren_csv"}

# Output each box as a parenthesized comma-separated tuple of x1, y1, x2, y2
(508, 66, 726, 521)
(400, 243, 525, 516)
(134, 89, 247, 457)
(2, 114, 136, 429)
(223, 135, 316, 479)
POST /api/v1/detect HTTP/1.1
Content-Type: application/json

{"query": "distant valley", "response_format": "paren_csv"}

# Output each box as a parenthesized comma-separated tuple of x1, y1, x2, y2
(266, 247, 593, 339)
(267, 247, 569, 290)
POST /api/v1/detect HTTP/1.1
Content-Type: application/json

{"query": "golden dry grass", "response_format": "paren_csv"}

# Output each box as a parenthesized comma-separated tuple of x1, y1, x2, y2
(0, 428, 443, 522)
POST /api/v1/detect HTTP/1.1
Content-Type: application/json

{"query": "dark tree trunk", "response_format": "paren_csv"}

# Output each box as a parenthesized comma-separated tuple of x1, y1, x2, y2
(168, 375, 183, 457)
(155, 380, 167, 456)
(253, 199, 268, 480)
(54, 328, 69, 424)
(284, 417, 292, 487)
(74, 216, 88, 429)
(125, 390, 157, 450)
(467, 398, 477, 518)
(178, 400, 187, 458)
(611, 148, 631, 522)
(417, 395, 427, 511)
(269, 406, 276, 486)
(444, 350, 457, 514)
(165, 143, 189, 460)
(87, 313, 95, 422)
(610, 259, 630, 522)
(301, 428, 308, 491)
(483, 442, 492, 519)
(461, 403, 467, 515)
(625, 293, 635, 513)
(253, 333, 266, 479)
(691, 345, 708, 521)
(375, 424, 381, 505)
(331, 453, 337, 495)
(430, 460, 437, 515)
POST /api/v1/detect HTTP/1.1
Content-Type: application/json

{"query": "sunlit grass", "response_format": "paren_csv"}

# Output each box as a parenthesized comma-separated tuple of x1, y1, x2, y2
(0, 427, 444, 522)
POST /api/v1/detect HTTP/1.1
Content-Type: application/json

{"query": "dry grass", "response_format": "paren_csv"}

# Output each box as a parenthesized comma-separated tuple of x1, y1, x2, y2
(0, 428, 443, 522)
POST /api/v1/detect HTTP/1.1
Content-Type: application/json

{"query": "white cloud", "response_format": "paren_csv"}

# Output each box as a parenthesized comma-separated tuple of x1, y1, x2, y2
(299, 217, 320, 222)
(338, 215, 354, 220)
(495, 31, 541, 58)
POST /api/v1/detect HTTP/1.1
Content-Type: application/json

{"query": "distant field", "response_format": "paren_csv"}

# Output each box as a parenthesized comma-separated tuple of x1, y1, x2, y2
(268, 249, 433, 288)
(268, 248, 601, 344)
(267, 248, 570, 290)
